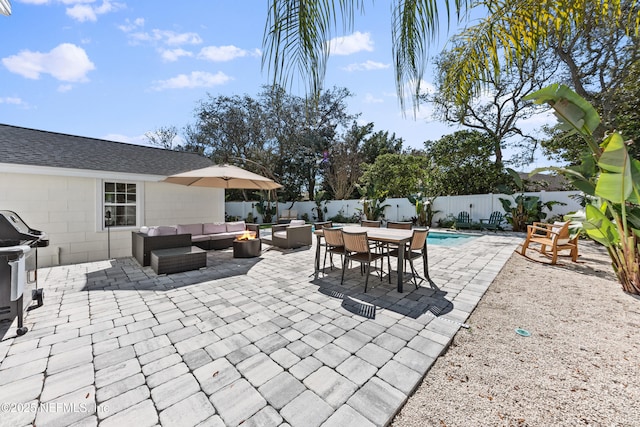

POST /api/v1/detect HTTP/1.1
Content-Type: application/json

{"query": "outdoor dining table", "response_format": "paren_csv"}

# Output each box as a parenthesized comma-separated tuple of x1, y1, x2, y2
(314, 225, 429, 293)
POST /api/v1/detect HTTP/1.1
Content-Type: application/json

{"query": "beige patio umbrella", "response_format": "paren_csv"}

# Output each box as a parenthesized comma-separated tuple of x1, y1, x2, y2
(1, 0, 11, 16)
(163, 164, 282, 190)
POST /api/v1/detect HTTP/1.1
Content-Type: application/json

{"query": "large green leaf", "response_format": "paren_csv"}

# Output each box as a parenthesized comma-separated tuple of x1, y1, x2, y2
(595, 133, 633, 204)
(524, 84, 600, 135)
(583, 204, 619, 246)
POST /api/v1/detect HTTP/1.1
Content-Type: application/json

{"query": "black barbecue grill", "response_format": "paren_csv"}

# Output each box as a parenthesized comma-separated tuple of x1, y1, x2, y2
(0, 210, 48, 336)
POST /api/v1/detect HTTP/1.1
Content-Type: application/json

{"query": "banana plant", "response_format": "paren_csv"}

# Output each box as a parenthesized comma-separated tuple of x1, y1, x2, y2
(525, 84, 640, 294)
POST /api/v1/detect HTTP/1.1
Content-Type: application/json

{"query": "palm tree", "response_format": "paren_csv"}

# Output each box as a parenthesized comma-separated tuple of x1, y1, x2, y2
(262, 0, 639, 109)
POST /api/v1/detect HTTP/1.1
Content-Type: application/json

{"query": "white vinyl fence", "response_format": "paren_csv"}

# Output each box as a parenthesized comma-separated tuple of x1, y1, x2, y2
(225, 191, 583, 227)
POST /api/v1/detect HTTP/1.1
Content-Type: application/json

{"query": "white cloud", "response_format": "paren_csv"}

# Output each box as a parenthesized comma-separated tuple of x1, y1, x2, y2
(363, 93, 383, 104)
(127, 29, 202, 46)
(58, 84, 73, 92)
(160, 48, 193, 62)
(197, 45, 259, 62)
(102, 132, 148, 145)
(2, 43, 95, 82)
(65, 0, 123, 23)
(0, 96, 27, 106)
(151, 71, 232, 91)
(328, 31, 374, 56)
(118, 17, 144, 32)
(343, 60, 389, 72)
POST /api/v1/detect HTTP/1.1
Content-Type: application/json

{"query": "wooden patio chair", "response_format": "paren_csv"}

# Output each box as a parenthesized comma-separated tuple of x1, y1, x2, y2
(480, 211, 504, 232)
(388, 228, 429, 289)
(455, 211, 473, 229)
(322, 227, 344, 272)
(341, 231, 387, 292)
(386, 221, 413, 230)
(361, 220, 381, 227)
(518, 221, 579, 265)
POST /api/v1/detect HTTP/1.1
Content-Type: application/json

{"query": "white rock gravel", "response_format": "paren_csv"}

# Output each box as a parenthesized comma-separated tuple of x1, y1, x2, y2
(392, 240, 640, 427)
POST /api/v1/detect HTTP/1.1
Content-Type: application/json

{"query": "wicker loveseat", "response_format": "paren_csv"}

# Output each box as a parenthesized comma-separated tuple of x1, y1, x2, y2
(132, 221, 259, 266)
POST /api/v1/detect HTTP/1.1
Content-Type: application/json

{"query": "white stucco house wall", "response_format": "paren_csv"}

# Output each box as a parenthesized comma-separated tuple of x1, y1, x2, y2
(0, 124, 224, 267)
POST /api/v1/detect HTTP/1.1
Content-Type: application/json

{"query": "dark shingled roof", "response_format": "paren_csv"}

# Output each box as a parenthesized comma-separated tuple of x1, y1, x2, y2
(0, 124, 212, 176)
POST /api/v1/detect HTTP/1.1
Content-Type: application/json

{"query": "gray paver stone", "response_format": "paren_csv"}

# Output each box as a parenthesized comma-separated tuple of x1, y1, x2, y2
(303, 366, 357, 408)
(41, 363, 95, 401)
(333, 329, 372, 353)
(183, 348, 213, 370)
(355, 343, 393, 368)
(236, 353, 284, 387)
(0, 358, 47, 386)
(150, 373, 200, 410)
(393, 347, 435, 375)
(269, 347, 300, 369)
(99, 399, 158, 427)
(377, 359, 423, 394)
(96, 373, 145, 403)
(280, 390, 333, 427)
(146, 362, 189, 388)
(289, 356, 322, 381)
(134, 335, 172, 356)
(175, 331, 219, 355)
(0, 346, 50, 369)
(336, 355, 378, 386)
(138, 344, 176, 366)
(372, 332, 407, 353)
(407, 335, 445, 359)
(321, 404, 376, 427)
(257, 372, 306, 410)
(0, 373, 44, 404)
(209, 378, 266, 427)
(242, 406, 283, 427)
(94, 345, 135, 370)
(346, 377, 406, 426)
(142, 353, 183, 376)
(193, 357, 240, 395)
(118, 328, 154, 347)
(95, 358, 142, 388)
(313, 343, 350, 368)
(159, 392, 216, 427)
(98, 385, 150, 420)
(35, 385, 96, 427)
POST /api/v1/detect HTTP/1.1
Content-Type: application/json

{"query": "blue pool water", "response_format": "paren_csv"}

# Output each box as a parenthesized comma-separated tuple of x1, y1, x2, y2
(427, 231, 478, 246)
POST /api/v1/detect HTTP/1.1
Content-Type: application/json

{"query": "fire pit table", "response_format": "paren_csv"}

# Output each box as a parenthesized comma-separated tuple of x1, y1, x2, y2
(233, 235, 261, 258)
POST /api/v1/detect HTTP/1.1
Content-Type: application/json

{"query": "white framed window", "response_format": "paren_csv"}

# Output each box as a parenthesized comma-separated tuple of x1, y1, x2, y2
(102, 181, 141, 229)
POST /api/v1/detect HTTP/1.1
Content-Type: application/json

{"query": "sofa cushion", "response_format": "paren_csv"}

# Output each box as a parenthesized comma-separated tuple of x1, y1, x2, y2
(177, 223, 203, 236)
(226, 221, 246, 232)
(204, 223, 227, 234)
(273, 231, 288, 239)
(289, 220, 306, 227)
(209, 232, 238, 241)
(147, 226, 178, 236)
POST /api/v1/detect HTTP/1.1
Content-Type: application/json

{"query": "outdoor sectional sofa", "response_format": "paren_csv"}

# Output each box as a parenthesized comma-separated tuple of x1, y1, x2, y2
(132, 221, 259, 266)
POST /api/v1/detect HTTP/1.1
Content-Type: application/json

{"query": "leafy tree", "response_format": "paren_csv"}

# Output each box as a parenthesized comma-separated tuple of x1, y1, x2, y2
(262, 1, 639, 109)
(359, 153, 430, 198)
(424, 130, 511, 195)
(324, 121, 370, 199)
(145, 126, 179, 150)
(428, 47, 556, 167)
(361, 130, 403, 164)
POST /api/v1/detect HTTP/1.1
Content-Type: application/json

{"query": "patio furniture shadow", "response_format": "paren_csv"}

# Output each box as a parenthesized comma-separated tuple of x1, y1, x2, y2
(80, 254, 263, 293)
(313, 272, 453, 321)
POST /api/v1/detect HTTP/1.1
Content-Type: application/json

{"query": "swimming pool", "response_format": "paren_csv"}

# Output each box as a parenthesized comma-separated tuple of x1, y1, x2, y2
(427, 231, 478, 246)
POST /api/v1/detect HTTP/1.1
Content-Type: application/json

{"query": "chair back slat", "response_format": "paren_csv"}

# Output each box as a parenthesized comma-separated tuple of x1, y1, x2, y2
(361, 220, 381, 228)
(410, 229, 428, 251)
(323, 228, 343, 246)
(343, 231, 370, 253)
(387, 221, 412, 230)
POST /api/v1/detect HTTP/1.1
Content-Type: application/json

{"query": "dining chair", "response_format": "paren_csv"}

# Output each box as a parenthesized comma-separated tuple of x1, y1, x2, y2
(386, 221, 412, 230)
(361, 220, 381, 228)
(341, 231, 387, 292)
(314, 221, 333, 230)
(322, 227, 344, 272)
(388, 228, 429, 289)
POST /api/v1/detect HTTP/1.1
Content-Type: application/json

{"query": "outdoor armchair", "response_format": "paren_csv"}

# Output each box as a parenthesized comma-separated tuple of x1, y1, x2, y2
(271, 220, 312, 249)
(341, 230, 387, 292)
(455, 211, 473, 229)
(480, 211, 504, 232)
(519, 221, 579, 264)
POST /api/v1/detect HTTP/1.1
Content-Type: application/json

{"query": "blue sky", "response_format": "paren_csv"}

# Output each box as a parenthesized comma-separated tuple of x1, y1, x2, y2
(0, 1, 553, 166)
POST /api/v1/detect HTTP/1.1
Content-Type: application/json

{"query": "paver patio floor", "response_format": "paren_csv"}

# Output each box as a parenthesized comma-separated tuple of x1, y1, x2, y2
(0, 231, 522, 427)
